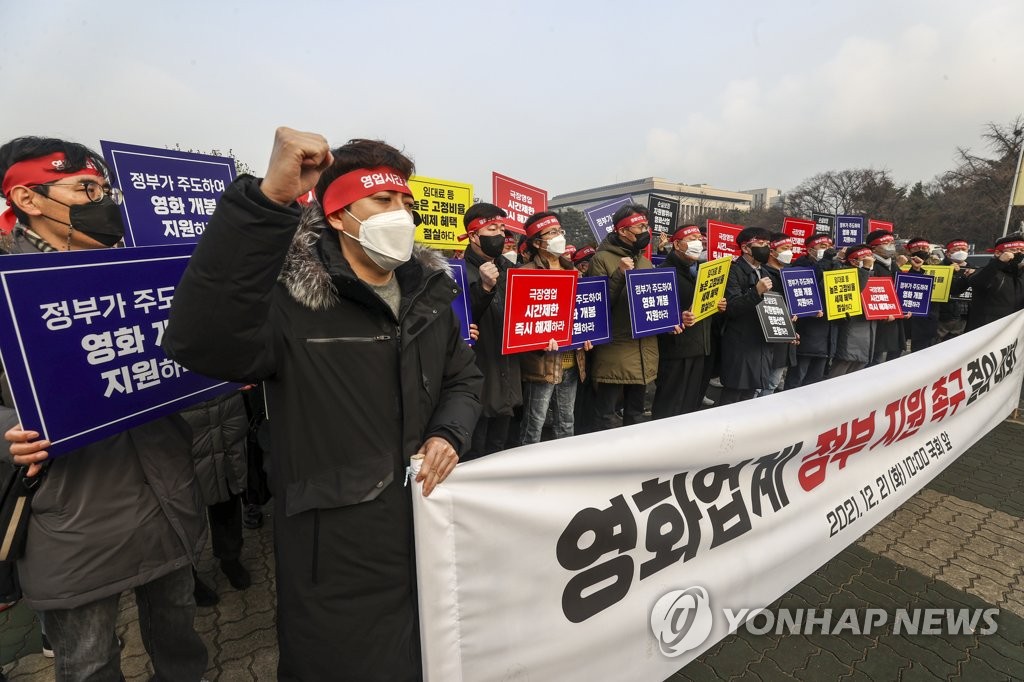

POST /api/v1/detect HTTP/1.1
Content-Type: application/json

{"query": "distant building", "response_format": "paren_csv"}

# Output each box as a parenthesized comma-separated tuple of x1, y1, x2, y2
(549, 177, 781, 224)
(742, 187, 784, 210)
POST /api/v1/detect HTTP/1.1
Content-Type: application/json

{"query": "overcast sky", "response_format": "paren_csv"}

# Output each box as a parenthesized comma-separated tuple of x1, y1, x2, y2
(3, 1, 1021, 201)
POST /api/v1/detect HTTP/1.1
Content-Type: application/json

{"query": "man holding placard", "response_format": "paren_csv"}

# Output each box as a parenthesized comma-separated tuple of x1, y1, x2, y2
(459, 202, 525, 457)
(588, 204, 660, 429)
(1, 137, 208, 679)
(652, 225, 723, 417)
(786, 233, 842, 389)
(516, 212, 590, 443)
(904, 236, 941, 351)
(936, 238, 974, 341)
(866, 227, 906, 364)
(827, 245, 878, 378)
(760, 233, 798, 395)
(719, 226, 775, 404)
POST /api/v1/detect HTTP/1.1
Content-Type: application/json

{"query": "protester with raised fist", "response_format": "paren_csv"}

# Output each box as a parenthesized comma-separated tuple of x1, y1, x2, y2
(458, 202, 526, 458)
(1, 136, 208, 680)
(163, 127, 482, 681)
(588, 204, 662, 429)
(964, 234, 1024, 332)
(904, 236, 941, 351)
(936, 238, 974, 341)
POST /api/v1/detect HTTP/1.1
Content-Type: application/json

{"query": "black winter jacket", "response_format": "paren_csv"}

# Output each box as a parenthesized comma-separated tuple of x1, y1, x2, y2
(964, 256, 1024, 332)
(657, 252, 712, 360)
(163, 177, 482, 518)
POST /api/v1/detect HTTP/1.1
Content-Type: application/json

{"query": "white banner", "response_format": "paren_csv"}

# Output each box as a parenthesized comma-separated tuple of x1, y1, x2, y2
(412, 311, 1024, 682)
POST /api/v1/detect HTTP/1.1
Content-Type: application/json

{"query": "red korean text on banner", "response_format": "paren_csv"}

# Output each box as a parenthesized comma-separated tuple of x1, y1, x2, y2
(861, 276, 904, 320)
(492, 173, 548, 229)
(868, 219, 894, 234)
(502, 270, 578, 354)
(782, 217, 815, 257)
(707, 220, 743, 260)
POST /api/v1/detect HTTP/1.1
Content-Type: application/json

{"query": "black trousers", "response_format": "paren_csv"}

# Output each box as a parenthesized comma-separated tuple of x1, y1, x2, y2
(785, 356, 828, 390)
(209, 493, 243, 562)
(652, 355, 708, 419)
(718, 387, 757, 405)
(594, 382, 647, 430)
(466, 415, 511, 460)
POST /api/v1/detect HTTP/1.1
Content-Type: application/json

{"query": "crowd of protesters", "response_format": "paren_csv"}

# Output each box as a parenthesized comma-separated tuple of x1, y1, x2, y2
(0, 129, 1022, 681)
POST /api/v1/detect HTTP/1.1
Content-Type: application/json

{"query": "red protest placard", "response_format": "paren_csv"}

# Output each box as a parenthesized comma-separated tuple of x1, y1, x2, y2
(783, 217, 815, 257)
(501, 270, 578, 354)
(492, 172, 548, 228)
(707, 220, 742, 260)
(868, 219, 894, 234)
(861, 276, 904, 320)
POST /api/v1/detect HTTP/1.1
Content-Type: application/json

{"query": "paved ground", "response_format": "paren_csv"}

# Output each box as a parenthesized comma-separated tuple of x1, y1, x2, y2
(2, 415, 1022, 680)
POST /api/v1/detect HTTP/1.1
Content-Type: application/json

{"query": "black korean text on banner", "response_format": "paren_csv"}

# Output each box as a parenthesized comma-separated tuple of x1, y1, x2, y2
(501, 270, 578, 354)
(493, 172, 548, 229)
(0, 245, 236, 456)
(756, 291, 797, 342)
(647, 194, 679, 235)
(812, 212, 835, 237)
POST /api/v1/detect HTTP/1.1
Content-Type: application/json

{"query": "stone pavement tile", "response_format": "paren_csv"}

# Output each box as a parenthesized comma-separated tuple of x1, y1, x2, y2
(745, 654, 796, 680)
(947, 652, 1016, 682)
(792, 649, 853, 680)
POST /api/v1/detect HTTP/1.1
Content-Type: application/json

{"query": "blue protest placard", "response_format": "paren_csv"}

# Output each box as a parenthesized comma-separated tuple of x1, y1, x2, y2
(101, 141, 236, 247)
(894, 271, 933, 317)
(624, 269, 680, 338)
(584, 196, 633, 243)
(835, 215, 865, 248)
(780, 267, 823, 317)
(0, 246, 236, 457)
(564, 276, 611, 351)
(447, 259, 472, 344)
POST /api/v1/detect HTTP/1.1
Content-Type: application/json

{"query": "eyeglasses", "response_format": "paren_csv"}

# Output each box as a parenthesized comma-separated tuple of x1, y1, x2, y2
(540, 228, 564, 239)
(32, 180, 123, 205)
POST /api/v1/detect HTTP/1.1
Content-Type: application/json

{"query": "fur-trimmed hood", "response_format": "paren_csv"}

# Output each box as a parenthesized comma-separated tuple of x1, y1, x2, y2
(279, 204, 452, 311)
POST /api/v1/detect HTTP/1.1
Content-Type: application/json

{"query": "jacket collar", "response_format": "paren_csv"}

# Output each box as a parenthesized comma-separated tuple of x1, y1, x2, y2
(279, 204, 451, 312)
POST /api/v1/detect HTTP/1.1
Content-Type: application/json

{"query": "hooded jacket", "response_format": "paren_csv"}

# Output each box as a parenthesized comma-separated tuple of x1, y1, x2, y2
(964, 255, 1024, 332)
(587, 234, 659, 384)
(1, 227, 205, 611)
(163, 176, 482, 518)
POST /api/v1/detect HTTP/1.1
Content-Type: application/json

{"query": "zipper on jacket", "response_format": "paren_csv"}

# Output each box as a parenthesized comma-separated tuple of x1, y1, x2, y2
(305, 335, 392, 343)
(311, 509, 320, 585)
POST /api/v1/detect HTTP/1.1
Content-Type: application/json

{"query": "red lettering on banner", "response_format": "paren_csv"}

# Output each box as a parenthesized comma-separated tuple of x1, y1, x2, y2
(798, 413, 876, 491)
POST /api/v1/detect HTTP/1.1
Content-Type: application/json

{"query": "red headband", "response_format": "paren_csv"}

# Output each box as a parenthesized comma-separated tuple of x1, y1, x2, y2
(945, 240, 968, 251)
(564, 244, 577, 257)
(1, 152, 103, 233)
(614, 213, 647, 230)
(996, 240, 1024, 251)
(847, 247, 872, 262)
(670, 225, 702, 242)
(867, 234, 894, 247)
(321, 166, 411, 216)
(770, 237, 793, 249)
(907, 239, 930, 250)
(807, 235, 832, 248)
(572, 245, 596, 263)
(526, 215, 560, 238)
(459, 215, 527, 241)
(504, 234, 517, 245)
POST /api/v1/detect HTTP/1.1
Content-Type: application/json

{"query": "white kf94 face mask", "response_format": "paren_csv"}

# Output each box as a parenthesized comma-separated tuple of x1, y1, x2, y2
(343, 208, 416, 271)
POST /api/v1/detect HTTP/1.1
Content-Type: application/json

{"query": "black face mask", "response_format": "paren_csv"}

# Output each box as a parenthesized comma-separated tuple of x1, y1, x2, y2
(39, 192, 125, 247)
(912, 250, 930, 261)
(477, 233, 506, 259)
(750, 246, 771, 264)
(630, 230, 651, 253)
(1004, 252, 1024, 271)
(69, 198, 125, 246)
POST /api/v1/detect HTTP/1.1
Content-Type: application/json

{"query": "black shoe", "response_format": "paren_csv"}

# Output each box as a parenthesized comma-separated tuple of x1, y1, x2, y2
(192, 571, 220, 607)
(243, 504, 263, 530)
(220, 559, 251, 590)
